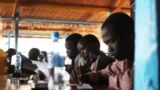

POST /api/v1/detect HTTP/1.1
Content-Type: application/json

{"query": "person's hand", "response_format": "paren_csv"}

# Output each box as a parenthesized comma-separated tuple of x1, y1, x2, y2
(87, 71, 100, 82)
(78, 74, 86, 85)
(80, 62, 92, 74)
(79, 71, 99, 83)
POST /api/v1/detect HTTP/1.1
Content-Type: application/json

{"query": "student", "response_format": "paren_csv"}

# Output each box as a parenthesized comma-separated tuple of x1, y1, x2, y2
(28, 48, 40, 61)
(77, 34, 114, 85)
(28, 48, 47, 80)
(65, 33, 82, 74)
(65, 33, 83, 84)
(81, 12, 134, 90)
(5, 48, 16, 64)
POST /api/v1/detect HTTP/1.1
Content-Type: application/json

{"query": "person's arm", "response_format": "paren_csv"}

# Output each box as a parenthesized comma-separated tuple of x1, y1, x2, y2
(79, 71, 107, 84)
(118, 68, 133, 90)
(79, 60, 119, 84)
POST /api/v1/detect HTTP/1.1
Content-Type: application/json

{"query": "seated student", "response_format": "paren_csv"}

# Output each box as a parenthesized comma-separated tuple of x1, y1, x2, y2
(5, 48, 16, 74)
(77, 34, 114, 85)
(5, 48, 16, 64)
(6, 48, 35, 74)
(28, 48, 40, 61)
(28, 48, 47, 80)
(65, 33, 83, 84)
(80, 12, 134, 90)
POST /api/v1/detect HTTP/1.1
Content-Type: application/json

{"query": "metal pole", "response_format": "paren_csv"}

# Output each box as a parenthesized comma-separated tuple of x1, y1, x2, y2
(7, 31, 11, 49)
(14, 18, 19, 54)
(1, 16, 101, 25)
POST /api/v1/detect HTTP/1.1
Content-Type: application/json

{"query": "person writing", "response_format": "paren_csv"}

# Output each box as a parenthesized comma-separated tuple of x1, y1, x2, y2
(80, 12, 134, 90)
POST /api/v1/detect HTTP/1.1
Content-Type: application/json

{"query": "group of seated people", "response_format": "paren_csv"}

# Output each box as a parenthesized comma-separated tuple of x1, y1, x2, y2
(5, 47, 48, 80)
(64, 12, 134, 90)
(0, 12, 134, 90)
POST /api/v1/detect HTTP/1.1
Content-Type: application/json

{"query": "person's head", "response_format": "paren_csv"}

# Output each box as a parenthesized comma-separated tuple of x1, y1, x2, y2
(40, 51, 48, 62)
(101, 12, 134, 61)
(28, 48, 40, 61)
(5, 48, 16, 60)
(77, 34, 100, 61)
(65, 33, 82, 60)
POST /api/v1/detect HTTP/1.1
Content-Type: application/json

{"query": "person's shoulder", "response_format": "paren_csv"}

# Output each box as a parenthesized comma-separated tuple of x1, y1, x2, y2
(74, 54, 86, 66)
(99, 51, 114, 63)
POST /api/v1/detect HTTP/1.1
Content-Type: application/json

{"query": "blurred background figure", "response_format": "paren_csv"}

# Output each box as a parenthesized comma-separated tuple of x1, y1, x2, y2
(0, 49, 7, 90)
(0, 48, 7, 75)
(38, 51, 48, 62)
(48, 32, 65, 90)
(28, 48, 48, 80)
(28, 48, 40, 61)
(5, 48, 16, 65)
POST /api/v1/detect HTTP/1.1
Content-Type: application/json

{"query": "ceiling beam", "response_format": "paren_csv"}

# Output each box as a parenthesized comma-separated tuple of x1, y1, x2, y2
(113, 0, 128, 13)
(0, 1, 130, 13)
(0, 2, 15, 6)
(2, 16, 102, 24)
(18, 3, 130, 13)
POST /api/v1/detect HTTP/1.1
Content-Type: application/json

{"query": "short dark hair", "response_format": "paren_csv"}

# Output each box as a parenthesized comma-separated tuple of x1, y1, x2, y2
(102, 12, 134, 39)
(79, 34, 100, 51)
(66, 33, 82, 45)
(28, 48, 40, 61)
(6, 48, 16, 57)
(102, 12, 134, 62)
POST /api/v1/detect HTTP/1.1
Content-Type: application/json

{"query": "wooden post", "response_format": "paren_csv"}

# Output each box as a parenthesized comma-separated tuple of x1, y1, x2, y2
(135, 0, 159, 90)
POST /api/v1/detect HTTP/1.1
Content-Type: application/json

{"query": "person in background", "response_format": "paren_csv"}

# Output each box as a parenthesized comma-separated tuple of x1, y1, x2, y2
(28, 48, 47, 80)
(6, 48, 34, 74)
(65, 33, 82, 84)
(0, 49, 7, 75)
(28, 48, 40, 61)
(0, 49, 7, 90)
(5, 48, 16, 74)
(5, 48, 16, 64)
(80, 12, 134, 90)
(39, 51, 48, 62)
(48, 32, 65, 85)
(77, 34, 114, 85)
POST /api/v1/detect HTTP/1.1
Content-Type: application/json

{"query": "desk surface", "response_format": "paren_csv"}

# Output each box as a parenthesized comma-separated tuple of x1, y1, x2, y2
(0, 75, 109, 90)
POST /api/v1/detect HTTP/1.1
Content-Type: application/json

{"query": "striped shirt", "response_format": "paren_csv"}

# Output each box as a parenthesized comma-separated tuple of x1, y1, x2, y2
(100, 59, 133, 90)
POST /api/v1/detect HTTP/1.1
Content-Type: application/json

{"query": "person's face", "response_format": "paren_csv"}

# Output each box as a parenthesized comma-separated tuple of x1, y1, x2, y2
(101, 25, 124, 59)
(65, 41, 78, 60)
(77, 42, 90, 61)
(77, 42, 98, 62)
